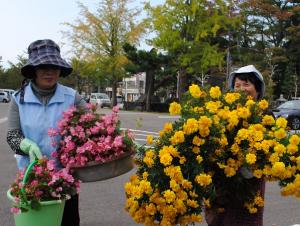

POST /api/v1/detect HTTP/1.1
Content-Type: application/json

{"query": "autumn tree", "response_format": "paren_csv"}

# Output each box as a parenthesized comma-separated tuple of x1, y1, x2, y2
(145, 0, 240, 99)
(63, 0, 146, 105)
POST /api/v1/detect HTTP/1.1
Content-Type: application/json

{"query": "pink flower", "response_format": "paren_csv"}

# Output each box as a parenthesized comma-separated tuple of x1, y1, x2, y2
(11, 207, 21, 214)
(48, 128, 58, 137)
(79, 112, 96, 122)
(34, 166, 43, 175)
(112, 105, 119, 113)
(113, 136, 123, 148)
(34, 190, 43, 198)
(107, 126, 115, 135)
(126, 130, 135, 139)
(30, 180, 39, 187)
(47, 160, 56, 171)
(86, 103, 97, 111)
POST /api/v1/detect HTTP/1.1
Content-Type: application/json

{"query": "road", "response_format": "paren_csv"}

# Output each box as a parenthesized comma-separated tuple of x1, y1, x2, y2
(0, 103, 300, 226)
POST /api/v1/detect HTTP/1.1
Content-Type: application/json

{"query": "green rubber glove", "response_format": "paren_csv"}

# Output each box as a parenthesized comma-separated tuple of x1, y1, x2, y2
(20, 138, 43, 162)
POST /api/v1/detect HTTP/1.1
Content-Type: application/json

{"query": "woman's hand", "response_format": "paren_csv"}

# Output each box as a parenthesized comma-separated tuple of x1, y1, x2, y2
(20, 138, 43, 162)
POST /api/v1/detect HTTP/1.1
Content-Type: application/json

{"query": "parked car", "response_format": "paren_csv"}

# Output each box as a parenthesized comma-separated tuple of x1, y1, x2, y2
(272, 100, 300, 130)
(89, 93, 111, 108)
(0, 91, 10, 103)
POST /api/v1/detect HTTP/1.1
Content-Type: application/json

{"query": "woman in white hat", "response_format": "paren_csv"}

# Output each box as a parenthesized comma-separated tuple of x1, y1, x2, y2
(206, 65, 266, 226)
(6, 39, 85, 226)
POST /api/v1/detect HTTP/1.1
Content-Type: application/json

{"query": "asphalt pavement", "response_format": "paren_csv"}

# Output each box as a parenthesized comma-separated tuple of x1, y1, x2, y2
(0, 104, 300, 226)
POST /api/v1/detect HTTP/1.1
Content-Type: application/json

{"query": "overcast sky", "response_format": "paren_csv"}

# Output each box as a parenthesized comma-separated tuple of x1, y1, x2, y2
(0, 0, 161, 68)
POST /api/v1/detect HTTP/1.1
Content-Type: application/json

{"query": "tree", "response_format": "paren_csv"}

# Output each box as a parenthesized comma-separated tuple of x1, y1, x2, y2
(0, 56, 26, 90)
(239, 0, 300, 97)
(63, 0, 146, 105)
(123, 43, 170, 111)
(145, 0, 240, 99)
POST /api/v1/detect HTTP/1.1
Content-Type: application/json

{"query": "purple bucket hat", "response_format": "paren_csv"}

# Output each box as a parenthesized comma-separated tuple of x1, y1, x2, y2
(21, 39, 72, 78)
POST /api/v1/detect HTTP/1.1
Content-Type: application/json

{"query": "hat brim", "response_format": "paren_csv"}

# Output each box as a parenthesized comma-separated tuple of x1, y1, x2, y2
(21, 55, 72, 78)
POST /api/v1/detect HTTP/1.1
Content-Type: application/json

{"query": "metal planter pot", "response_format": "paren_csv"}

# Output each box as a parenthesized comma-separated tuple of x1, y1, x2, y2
(71, 152, 134, 182)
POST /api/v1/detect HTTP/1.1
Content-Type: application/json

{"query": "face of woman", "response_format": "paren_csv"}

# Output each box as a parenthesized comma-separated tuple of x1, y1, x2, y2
(234, 77, 258, 100)
(35, 65, 61, 89)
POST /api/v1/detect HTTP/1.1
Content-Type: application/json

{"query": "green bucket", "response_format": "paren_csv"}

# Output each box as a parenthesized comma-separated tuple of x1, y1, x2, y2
(7, 161, 66, 226)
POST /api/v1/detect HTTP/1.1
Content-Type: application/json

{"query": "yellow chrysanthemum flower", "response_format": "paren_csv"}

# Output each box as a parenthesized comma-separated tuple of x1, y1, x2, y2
(170, 180, 180, 192)
(205, 101, 222, 113)
(169, 102, 182, 115)
(195, 173, 212, 187)
(274, 144, 286, 154)
(287, 144, 298, 155)
(187, 199, 199, 208)
(269, 153, 280, 163)
(198, 116, 212, 128)
(160, 153, 173, 166)
(253, 169, 263, 178)
(258, 99, 269, 110)
(276, 117, 288, 129)
(274, 128, 287, 139)
(170, 131, 185, 145)
(163, 190, 176, 203)
(254, 195, 264, 207)
(183, 118, 199, 135)
(196, 155, 203, 164)
(189, 84, 203, 98)
(192, 146, 200, 154)
(145, 203, 157, 215)
(209, 86, 222, 99)
(192, 136, 203, 146)
(271, 162, 286, 177)
(245, 99, 256, 107)
(224, 93, 240, 104)
(224, 166, 236, 177)
(246, 153, 257, 164)
(237, 107, 251, 119)
(179, 157, 186, 164)
(164, 122, 173, 133)
(289, 134, 300, 145)
(262, 115, 275, 126)
(147, 135, 153, 144)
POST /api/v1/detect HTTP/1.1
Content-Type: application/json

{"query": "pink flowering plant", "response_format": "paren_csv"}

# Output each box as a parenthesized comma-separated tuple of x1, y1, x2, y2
(50, 104, 135, 167)
(9, 158, 80, 214)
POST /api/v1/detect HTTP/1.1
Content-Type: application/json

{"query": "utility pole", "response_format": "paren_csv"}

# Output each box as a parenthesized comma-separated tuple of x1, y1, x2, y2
(226, 48, 231, 88)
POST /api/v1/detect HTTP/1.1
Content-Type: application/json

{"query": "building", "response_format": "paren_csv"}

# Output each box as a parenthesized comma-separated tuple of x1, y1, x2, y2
(122, 72, 145, 102)
(106, 72, 146, 102)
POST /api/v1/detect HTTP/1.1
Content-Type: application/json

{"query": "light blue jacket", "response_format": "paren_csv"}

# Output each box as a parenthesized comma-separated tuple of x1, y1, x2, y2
(14, 83, 76, 169)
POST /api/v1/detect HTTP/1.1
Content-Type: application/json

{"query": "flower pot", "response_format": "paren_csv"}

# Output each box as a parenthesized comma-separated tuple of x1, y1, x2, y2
(71, 151, 134, 182)
(7, 189, 65, 226)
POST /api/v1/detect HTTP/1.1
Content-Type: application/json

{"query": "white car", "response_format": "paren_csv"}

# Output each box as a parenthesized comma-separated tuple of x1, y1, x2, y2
(90, 93, 111, 108)
(0, 91, 10, 103)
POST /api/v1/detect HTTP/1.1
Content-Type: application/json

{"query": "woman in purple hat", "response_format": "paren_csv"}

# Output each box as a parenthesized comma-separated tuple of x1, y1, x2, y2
(6, 39, 85, 226)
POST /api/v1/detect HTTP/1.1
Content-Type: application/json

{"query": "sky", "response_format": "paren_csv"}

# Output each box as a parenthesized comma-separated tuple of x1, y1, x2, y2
(0, 0, 161, 68)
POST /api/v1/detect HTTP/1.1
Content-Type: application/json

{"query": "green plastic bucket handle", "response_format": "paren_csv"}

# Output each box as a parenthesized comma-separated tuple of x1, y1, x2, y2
(20, 160, 38, 205)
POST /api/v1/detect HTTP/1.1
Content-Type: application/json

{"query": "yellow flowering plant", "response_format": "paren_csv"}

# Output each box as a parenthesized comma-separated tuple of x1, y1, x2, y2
(125, 84, 300, 225)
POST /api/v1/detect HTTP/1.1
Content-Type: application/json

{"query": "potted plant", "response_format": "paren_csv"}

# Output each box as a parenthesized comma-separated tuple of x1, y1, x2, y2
(7, 158, 80, 226)
(125, 85, 300, 225)
(50, 104, 136, 182)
